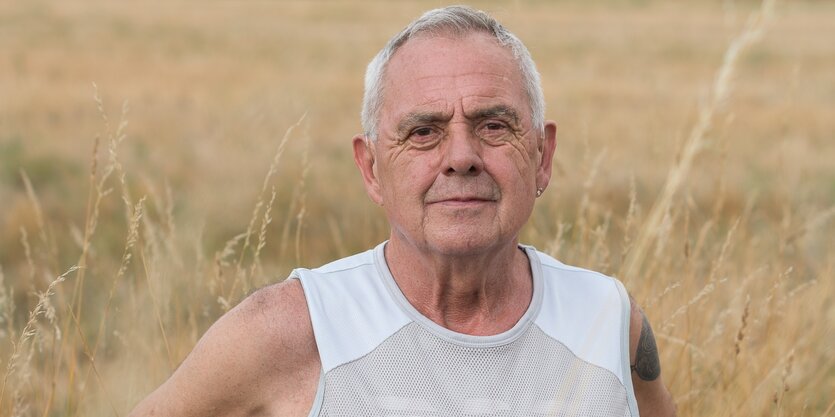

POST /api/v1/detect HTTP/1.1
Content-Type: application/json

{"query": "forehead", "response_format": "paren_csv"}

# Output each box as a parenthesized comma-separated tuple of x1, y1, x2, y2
(380, 32, 528, 125)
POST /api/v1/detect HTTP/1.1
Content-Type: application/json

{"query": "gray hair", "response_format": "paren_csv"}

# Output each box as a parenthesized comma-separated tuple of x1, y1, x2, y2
(361, 5, 545, 140)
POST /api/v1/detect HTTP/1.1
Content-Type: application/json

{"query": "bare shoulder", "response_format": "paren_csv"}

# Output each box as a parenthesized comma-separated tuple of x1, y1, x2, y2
(628, 295, 677, 417)
(128, 278, 319, 417)
(237, 278, 317, 355)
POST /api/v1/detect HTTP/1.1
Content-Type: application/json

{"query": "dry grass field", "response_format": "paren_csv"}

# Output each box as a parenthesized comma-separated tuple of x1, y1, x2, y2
(0, 0, 833, 416)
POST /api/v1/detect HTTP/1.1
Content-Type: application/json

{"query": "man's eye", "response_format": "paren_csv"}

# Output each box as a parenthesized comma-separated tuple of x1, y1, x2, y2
(476, 121, 512, 143)
(407, 127, 442, 146)
(413, 127, 434, 137)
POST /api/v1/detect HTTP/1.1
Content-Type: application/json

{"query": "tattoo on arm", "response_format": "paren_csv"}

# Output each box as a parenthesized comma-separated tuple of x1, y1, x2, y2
(631, 313, 661, 381)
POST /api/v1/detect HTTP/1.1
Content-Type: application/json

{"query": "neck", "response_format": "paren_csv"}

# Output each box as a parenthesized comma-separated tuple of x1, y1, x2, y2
(384, 235, 533, 336)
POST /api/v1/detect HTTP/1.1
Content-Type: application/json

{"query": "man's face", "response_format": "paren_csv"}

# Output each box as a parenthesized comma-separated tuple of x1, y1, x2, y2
(354, 32, 556, 256)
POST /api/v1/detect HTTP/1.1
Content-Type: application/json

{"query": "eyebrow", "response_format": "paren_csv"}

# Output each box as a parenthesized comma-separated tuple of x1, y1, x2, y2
(467, 105, 520, 124)
(395, 111, 451, 136)
(394, 105, 521, 136)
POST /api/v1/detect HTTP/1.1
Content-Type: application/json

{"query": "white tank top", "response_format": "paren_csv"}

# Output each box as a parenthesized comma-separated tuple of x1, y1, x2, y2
(292, 242, 639, 417)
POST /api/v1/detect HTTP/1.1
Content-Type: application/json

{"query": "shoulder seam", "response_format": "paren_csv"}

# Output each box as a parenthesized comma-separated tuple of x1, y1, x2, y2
(311, 260, 375, 275)
(539, 261, 620, 286)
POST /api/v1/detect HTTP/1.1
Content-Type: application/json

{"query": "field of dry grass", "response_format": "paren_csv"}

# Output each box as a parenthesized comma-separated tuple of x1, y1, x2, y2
(0, 1, 833, 416)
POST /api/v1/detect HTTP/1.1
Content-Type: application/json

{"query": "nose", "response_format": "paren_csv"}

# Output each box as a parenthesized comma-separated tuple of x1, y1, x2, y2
(443, 124, 484, 176)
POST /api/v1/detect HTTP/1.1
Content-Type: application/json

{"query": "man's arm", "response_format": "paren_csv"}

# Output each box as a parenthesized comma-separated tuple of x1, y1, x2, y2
(629, 296, 677, 417)
(128, 279, 320, 417)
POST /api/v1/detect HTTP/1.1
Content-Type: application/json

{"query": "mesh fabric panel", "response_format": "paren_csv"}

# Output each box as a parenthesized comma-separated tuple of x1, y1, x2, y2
(318, 322, 630, 416)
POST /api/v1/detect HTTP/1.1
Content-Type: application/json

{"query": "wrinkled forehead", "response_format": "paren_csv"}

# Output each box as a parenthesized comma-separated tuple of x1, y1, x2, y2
(379, 32, 529, 127)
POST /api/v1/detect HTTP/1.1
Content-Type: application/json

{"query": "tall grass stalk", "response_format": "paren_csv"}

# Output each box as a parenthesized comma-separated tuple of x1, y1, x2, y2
(224, 113, 306, 305)
(621, 0, 776, 282)
(0, 266, 79, 412)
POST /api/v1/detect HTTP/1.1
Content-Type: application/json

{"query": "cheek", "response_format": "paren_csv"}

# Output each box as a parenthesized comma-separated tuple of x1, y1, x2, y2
(486, 146, 536, 182)
(387, 156, 438, 196)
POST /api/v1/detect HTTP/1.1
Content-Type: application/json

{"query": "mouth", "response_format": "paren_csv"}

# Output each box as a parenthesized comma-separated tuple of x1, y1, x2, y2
(426, 196, 497, 206)
(424, 177, 501, 207)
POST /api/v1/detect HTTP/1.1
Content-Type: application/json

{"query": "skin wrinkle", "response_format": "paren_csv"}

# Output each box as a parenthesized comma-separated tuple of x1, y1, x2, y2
(394, 104, 521, 142)
(468, 105, 521, 127)
(386, 101, 534, 206)
(503, 129, 538, 180)
(384, 69, 520, 137)
(394, 138, 525, 248)
(396, 244, 533, 333)
(363, 22, 547, 139)
(413, 259, 525, 330)
(395, 111, 449, 139)
(424, 179, 500, 205)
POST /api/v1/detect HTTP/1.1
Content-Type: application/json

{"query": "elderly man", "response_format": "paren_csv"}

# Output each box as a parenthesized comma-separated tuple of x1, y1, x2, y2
(130, 5, 675, 417)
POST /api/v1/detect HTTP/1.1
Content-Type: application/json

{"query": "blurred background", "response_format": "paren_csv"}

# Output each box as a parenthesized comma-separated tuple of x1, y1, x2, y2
(0, 1, 832, 416)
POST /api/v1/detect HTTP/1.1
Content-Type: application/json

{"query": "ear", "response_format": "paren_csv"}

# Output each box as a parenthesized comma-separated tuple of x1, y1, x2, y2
(535, 121, 558, 192)
(352, 134, 384, 206)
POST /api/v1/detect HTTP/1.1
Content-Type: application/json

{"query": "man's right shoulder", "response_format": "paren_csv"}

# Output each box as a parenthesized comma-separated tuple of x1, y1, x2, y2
(231, 278, 318, 364)
(128, 278, 319, 417)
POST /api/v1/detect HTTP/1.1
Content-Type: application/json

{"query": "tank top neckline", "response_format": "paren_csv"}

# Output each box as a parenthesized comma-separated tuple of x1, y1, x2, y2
(372, 241, 544, 348)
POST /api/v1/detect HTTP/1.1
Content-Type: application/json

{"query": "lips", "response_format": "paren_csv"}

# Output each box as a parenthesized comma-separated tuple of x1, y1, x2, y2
(424, 178, 501, 205)
(425, 196, 496, 204)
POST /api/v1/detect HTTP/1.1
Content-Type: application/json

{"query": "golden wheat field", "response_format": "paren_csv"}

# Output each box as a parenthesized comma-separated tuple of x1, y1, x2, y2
(0, 0, 833, 415)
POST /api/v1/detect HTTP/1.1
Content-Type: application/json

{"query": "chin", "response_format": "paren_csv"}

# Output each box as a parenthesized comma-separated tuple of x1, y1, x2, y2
(423, 227, 507, 257)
